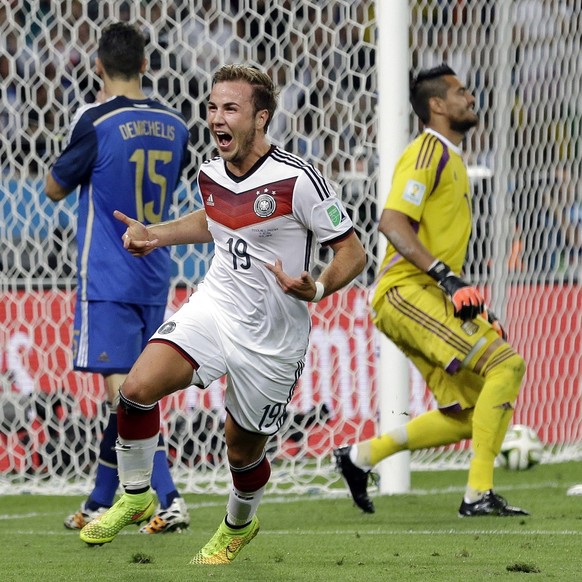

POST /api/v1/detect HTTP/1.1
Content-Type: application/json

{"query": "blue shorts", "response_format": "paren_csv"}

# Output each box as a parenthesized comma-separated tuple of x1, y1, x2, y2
(73, 300, 166, 375)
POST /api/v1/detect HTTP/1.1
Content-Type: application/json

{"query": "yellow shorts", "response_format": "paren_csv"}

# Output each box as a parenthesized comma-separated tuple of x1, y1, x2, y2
(372, 284, 505, 411)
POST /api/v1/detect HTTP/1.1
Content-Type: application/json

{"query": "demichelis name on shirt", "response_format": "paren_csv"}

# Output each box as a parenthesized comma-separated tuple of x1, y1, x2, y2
(118, 119, 176, 141)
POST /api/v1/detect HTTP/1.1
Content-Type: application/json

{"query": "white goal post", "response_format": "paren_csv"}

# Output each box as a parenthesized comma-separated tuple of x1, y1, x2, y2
(375, 0, 411, 495)
(1, 1, 581, 498)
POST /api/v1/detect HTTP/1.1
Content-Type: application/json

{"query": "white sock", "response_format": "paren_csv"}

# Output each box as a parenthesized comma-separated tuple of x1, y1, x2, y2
(349, 444, 373, 471)
(226, 484, 266, 527)
(464, 486, 487, 504)
(115, 434, 158, 492)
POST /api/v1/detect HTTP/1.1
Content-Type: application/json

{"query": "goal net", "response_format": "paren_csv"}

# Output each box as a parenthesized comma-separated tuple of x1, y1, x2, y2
(0, 0, 580, 496)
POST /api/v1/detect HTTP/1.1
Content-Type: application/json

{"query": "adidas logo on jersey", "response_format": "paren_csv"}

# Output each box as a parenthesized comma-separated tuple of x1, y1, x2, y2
(206, 194, 215, 206)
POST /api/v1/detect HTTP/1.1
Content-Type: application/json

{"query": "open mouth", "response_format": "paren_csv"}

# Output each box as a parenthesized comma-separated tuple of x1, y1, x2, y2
(215, 131, 233, 149)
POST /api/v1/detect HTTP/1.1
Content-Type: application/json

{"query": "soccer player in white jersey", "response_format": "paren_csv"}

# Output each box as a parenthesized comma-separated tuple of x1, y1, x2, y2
(80, 64, 366, 564)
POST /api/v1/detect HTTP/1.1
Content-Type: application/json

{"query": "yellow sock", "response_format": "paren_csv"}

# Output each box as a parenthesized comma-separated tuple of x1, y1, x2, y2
(467, 351, 525, 493)
(366, 431, 406, 467)
(354, 430, 405, 468)
(357, 409, 473, 467)
(406, 409, 473, 451)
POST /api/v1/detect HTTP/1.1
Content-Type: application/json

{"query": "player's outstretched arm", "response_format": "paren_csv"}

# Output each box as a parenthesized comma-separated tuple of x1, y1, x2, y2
(113, 210, 160, 256)
(113, 209, 213, 256)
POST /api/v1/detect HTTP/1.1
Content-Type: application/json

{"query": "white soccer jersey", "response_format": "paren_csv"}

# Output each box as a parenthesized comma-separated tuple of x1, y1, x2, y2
(196, 145, 354, 358)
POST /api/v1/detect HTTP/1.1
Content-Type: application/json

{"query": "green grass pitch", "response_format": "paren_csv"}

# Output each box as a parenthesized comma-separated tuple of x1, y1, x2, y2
(1, 461, 581, 582)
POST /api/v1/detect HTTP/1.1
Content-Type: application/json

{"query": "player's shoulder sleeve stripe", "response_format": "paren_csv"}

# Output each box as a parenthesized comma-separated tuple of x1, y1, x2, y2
(431, 141, 450, 196)
(68, 102, 102, 135)
(415, 134, 441, 170)
(92, 105, 188, 130)
(320, 226, 355, 247)
(92, 107, 131, 126)
(271, 147, 333, 202)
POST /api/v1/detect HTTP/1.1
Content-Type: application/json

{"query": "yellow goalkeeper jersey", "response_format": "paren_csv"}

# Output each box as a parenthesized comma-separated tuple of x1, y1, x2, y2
(372, 129, 472, 310)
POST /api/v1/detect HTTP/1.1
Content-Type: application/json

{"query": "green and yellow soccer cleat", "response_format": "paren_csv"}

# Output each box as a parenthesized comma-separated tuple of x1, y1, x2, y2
(80, 490, 155, 545)
(189, 516, 260, 565)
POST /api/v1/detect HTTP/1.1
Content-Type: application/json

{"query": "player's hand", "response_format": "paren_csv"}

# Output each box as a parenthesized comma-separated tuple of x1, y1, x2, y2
(113, 210, 159, 257)
(265, 259, 319, 302)
(428, 260, 485, 320)
(483, 308, 507, 340)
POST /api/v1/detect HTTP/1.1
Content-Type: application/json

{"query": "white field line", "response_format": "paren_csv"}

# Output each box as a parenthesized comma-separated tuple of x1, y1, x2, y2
(3, 528, 581, 537)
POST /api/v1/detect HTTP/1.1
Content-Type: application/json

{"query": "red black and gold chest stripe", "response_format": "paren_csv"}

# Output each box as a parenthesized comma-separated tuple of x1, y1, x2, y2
(198, 173, 297, 230)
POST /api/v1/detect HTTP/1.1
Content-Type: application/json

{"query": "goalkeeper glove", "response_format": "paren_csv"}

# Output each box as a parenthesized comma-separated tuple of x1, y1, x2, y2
(483, 308, 507, 340)
(427, 260, 485, 321)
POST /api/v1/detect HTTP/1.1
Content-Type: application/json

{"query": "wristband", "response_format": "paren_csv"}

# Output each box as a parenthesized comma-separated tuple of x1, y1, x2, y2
(427, 259, 452, 282)
(311, 281, 325, 302)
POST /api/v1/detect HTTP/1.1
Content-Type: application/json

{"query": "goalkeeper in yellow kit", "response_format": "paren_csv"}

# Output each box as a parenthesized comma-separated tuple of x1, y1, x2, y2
(334, 64, 528, 517)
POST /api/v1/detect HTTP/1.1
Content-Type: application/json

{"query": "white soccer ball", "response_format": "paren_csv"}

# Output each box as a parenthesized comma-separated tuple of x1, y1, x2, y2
(498, 424, 544, 470)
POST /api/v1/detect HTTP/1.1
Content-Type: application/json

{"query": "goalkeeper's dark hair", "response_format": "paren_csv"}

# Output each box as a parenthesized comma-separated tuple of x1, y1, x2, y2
(98, 22, 145, 81)
(212, 64, 279, 131)
(410, 64, 457, 125)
